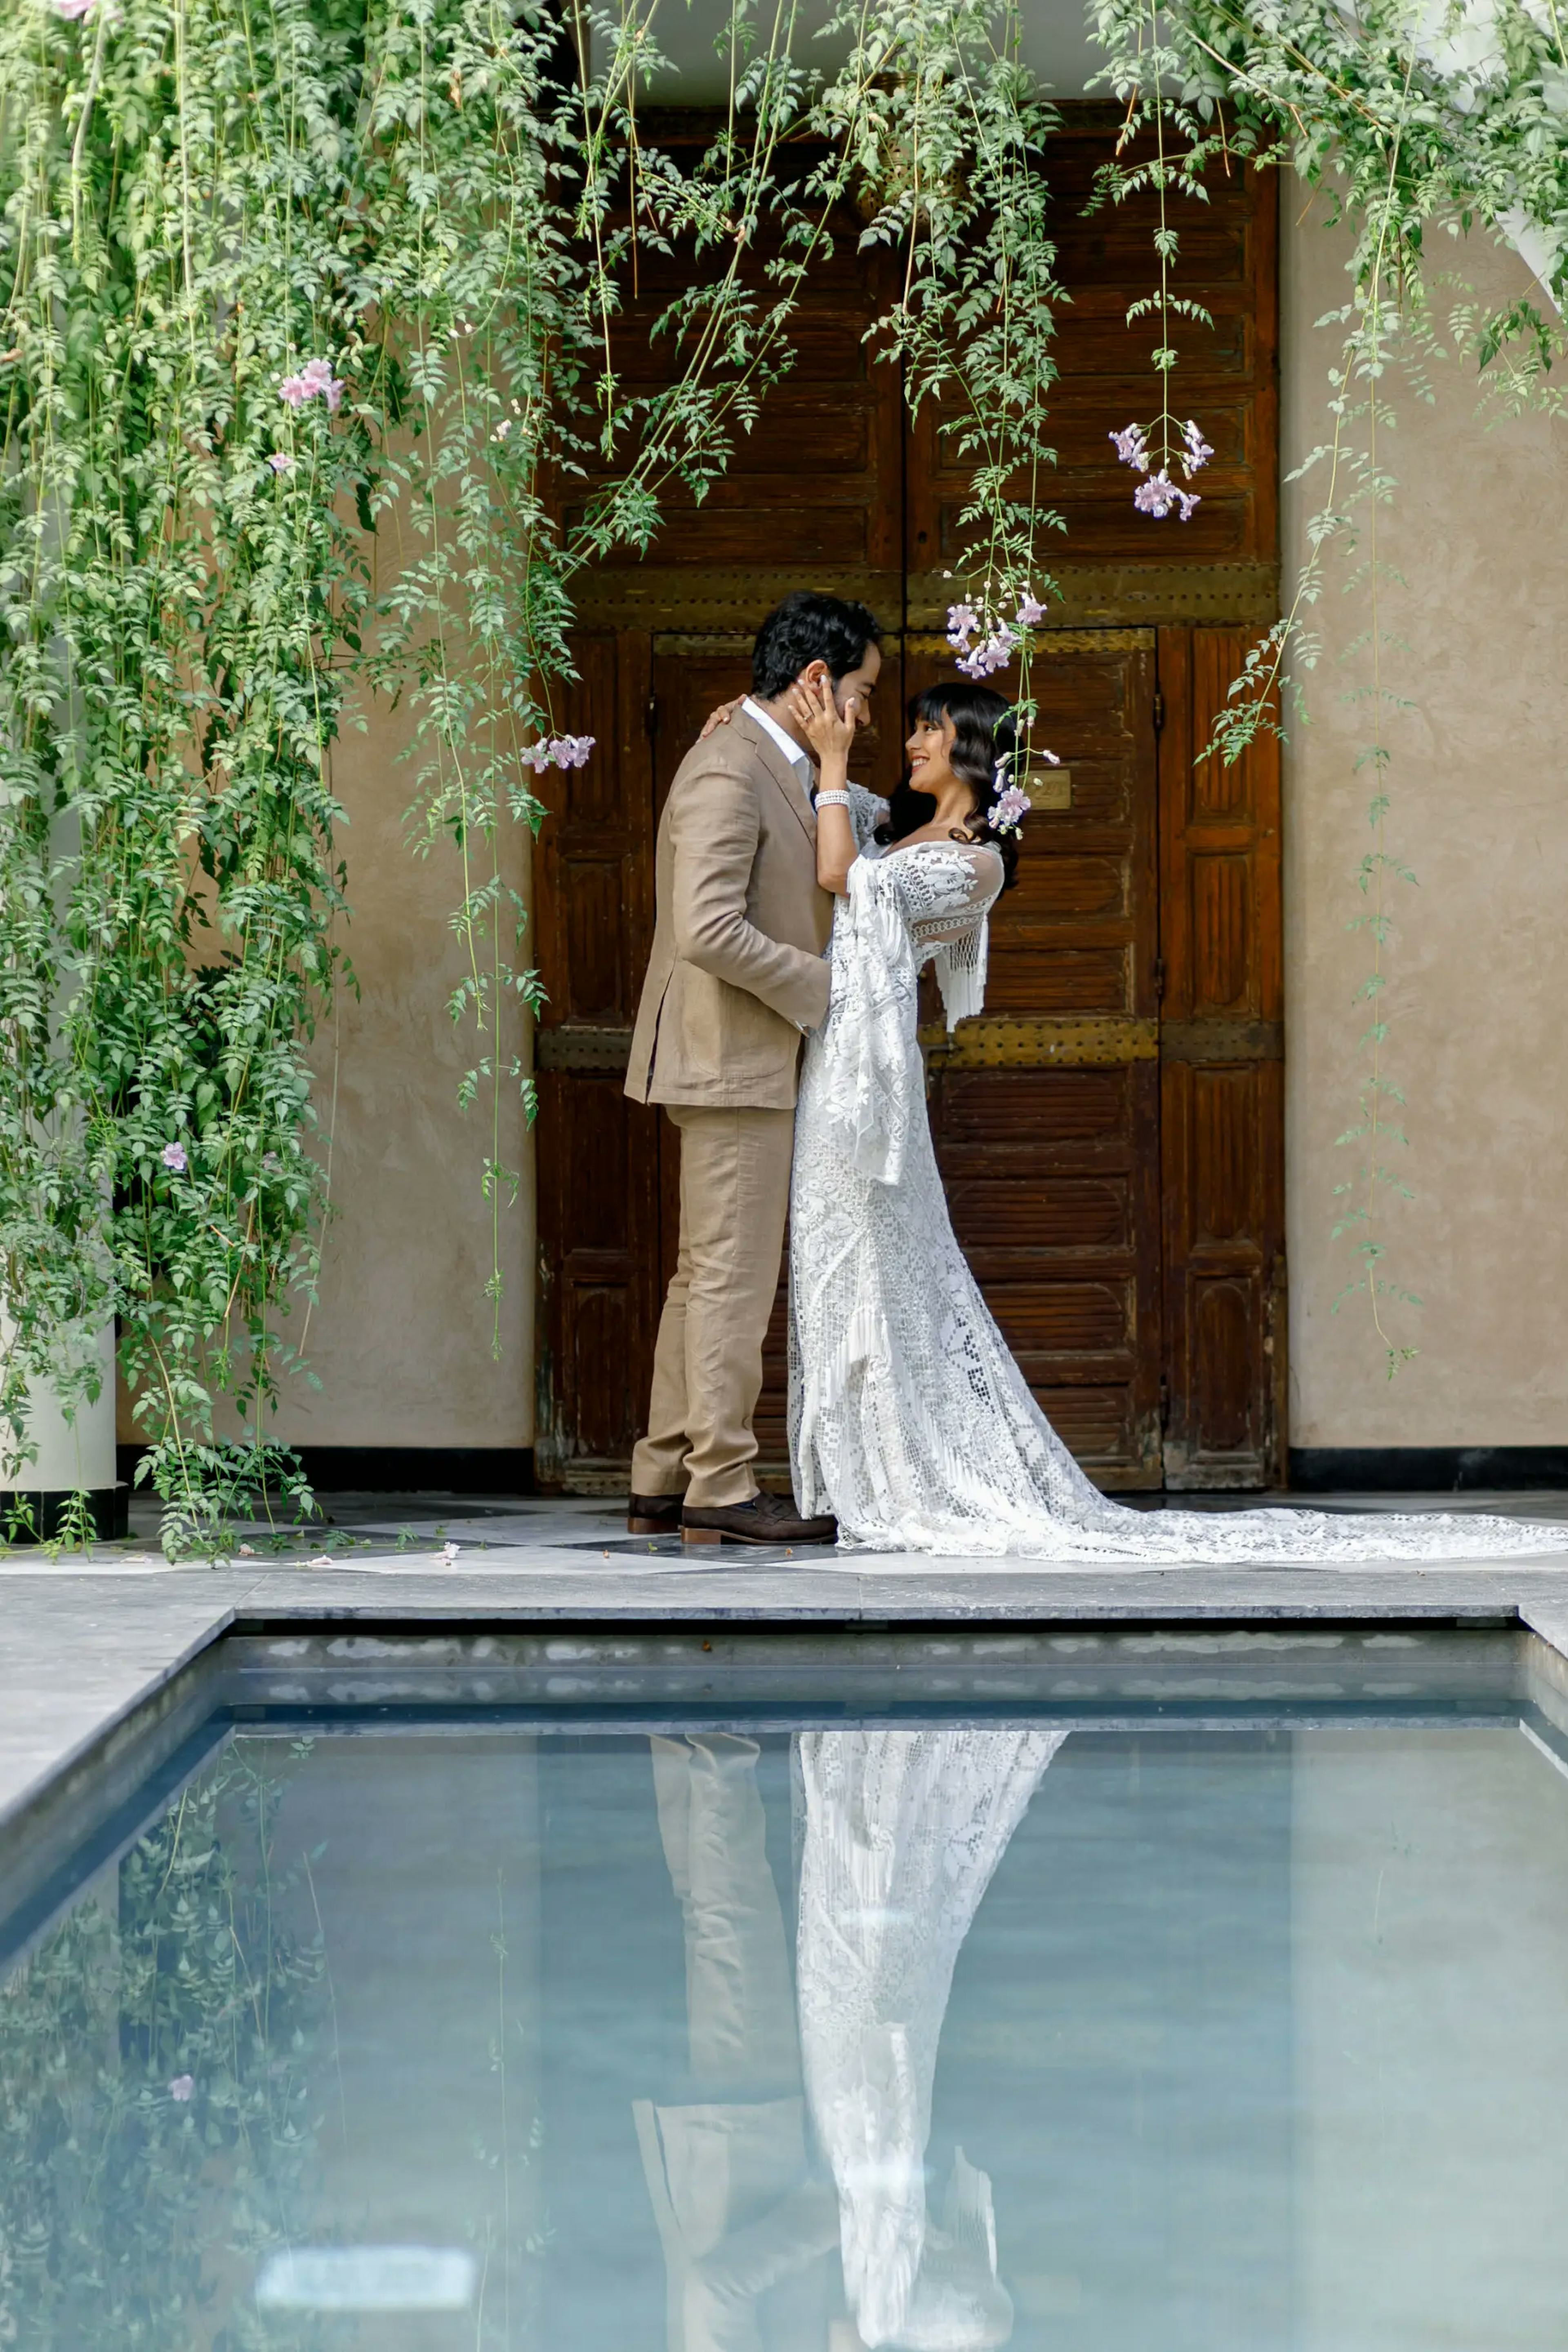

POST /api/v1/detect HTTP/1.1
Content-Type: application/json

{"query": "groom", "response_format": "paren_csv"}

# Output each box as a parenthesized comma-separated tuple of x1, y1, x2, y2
(624, 591, 883, 1546)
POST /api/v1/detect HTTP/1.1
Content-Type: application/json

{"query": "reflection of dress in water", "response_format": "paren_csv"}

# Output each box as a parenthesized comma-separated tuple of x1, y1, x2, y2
(795, 1729, 1067, 2351)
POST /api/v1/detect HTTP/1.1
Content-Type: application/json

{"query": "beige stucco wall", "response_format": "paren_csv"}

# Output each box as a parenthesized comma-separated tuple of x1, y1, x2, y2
(239, 688, 537, 1455)
(1282, 190, 1568, 1448)
(275, 697, 536, 1451)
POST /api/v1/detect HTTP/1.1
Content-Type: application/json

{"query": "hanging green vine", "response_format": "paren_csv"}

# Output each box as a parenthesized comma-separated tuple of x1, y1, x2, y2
(817, 0, 1066, 758)
(0, 0, 383, 1550)
(0, 0, 871, 1549)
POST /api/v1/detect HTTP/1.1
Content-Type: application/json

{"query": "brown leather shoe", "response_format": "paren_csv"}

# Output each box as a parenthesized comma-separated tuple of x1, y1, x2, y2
(681, 1493, 837, 1547)
(628, 1492, 684, 1536)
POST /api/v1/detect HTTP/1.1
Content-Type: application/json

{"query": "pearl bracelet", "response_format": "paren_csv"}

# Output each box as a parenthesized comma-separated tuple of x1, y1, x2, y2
(815, 788, 853, 808)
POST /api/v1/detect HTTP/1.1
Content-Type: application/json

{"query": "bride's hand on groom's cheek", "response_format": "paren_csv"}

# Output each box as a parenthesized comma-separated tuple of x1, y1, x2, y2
(698, 698, 745, 738)
(787, 677, 856, 761)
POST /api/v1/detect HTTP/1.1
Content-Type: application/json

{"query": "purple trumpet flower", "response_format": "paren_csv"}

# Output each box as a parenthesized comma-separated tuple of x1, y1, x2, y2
(1180, 418, 1214, 474)
(1110, 422, 1150, 473)
(1133, 470, 1200, 522)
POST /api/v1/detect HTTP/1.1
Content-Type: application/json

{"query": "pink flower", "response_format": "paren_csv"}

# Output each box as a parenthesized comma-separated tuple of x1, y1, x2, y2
(53, 0, 98, 16)
(161, 1141, 187, 1174)
(1180, 419, 1214, 475)
(268, 451, 293, 474)
(1133, 470, 1200, 522)
(1110, 422, 1150, 472)
(169, 2075, 194, 2101)
(945, 602, 979, 651)
(278, 359, 344, 414)
(988, 784, 1030, 835)
(1015, 591, 1047, 627)
(957, 624, 1016, 679)
(521, 734, 595, 773)
(300, 359, 346, 412)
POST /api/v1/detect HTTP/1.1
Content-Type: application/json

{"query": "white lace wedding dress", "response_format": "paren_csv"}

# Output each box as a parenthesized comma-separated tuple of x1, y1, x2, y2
(787, 825, 1567, 1564)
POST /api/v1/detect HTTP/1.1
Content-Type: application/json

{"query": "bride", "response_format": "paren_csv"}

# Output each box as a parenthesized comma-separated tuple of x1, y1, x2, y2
(783, 672, 1567, 1564)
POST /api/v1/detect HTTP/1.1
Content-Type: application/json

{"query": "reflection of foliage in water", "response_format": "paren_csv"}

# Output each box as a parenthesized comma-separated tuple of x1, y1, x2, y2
(0, 1739, 325, 2351)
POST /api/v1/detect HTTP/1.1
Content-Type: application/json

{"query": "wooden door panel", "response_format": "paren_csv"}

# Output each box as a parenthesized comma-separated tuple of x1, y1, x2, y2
(919, 488, 1263, 572)
(572, 211, 903, 592)
(1157, 627, 1285, 1486)
(531, 630, 655, 1023)
(536, 1069, 658, 1464)
(533, 630, 662, 1485)
(906, 107, 1278, 611)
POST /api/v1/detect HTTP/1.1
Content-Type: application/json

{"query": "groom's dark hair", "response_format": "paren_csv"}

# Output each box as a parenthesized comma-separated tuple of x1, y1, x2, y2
(752, 592, 882, 698)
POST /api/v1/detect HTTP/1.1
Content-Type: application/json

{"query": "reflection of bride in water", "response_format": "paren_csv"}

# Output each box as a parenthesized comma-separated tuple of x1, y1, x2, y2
(797, 1731, 1064, 2350)
(636, 1728, 1061, 2350)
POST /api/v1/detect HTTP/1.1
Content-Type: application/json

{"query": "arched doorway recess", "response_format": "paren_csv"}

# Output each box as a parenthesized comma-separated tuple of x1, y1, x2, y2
(534, 105, 1284, 1494)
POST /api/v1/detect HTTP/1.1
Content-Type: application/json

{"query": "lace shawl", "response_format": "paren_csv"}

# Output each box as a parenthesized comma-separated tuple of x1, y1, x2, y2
(814, 842, 1002, 1188)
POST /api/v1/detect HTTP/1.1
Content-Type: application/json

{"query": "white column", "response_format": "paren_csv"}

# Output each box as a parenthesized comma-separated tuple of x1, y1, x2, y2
(0, 1315, 118, 1535)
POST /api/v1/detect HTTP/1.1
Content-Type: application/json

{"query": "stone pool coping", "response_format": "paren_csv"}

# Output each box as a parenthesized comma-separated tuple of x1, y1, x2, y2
(4, 1492, 1568, 1867)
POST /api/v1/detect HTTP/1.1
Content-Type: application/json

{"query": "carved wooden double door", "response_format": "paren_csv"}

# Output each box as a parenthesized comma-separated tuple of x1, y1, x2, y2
(533, 112, 1284, 1493)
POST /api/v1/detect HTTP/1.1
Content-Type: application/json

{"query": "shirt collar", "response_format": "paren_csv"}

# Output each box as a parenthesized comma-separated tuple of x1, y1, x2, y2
(742, 695, 813, 781)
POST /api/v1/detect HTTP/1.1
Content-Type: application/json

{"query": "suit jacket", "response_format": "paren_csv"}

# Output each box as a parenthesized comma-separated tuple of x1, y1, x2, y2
(626, 710, 833, 1110)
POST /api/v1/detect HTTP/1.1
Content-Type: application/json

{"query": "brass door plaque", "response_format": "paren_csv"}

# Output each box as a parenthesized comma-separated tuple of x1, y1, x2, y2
(1027, 766, 1071, 811)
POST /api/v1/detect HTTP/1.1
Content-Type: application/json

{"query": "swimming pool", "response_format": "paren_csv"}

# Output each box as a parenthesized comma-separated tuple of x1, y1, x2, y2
(3, 1626, 1566, 2350)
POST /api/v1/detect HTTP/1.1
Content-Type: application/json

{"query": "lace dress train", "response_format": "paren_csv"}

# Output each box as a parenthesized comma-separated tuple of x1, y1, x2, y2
(787, 837, 1567, 1564)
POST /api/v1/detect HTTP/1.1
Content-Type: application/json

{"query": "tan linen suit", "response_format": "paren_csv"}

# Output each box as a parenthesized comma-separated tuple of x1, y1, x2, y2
(627, 711, 832, 1507)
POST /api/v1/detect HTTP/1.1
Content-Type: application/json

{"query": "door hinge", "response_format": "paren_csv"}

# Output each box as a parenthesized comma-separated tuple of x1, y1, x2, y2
(1152, 955, 1166, 1003)
(1152, 685, 1166, 735)
(645, 692, 659, 740)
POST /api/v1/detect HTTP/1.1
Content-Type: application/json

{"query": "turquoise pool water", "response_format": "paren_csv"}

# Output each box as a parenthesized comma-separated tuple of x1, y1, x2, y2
(3, 1647, 1567, 2350)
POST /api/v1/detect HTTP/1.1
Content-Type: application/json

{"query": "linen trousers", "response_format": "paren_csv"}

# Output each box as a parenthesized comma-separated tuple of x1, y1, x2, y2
(630, 1102, 794, 1509)
(648, 1732, 800, 2093)
(634, 1734, 835, 2352)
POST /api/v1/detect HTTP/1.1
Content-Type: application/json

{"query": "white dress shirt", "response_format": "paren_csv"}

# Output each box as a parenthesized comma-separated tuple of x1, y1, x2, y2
(741, 696, 813, 790)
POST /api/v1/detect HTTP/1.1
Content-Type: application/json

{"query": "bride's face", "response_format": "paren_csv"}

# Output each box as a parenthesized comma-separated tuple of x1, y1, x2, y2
(906, 710, 961, 796)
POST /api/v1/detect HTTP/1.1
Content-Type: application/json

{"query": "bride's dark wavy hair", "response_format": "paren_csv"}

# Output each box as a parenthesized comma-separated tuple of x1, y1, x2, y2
(873, 681, 1022, 890)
